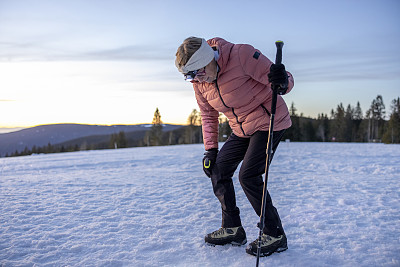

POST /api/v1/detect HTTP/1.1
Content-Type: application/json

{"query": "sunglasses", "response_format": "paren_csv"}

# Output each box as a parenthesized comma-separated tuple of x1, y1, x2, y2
(184, 67, 206, 82)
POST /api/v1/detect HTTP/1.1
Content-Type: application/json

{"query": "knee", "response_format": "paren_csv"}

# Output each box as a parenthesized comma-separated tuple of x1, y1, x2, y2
(238, 167, 263, 187)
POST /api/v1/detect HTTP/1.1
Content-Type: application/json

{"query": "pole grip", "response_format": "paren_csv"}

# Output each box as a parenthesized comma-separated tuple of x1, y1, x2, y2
(275, 41, 284, 65)
(271, 40, 284, 110)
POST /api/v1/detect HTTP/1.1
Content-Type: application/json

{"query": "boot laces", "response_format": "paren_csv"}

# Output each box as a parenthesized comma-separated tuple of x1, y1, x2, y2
(211, 227, 234, 238)
(211, 228, 226, 238)
(259, 234, 273, 245)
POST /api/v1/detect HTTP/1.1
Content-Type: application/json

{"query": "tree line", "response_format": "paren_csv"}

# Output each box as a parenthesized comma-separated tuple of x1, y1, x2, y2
(141, 107, 232, 147)
(285, 95, 399, 143)
(165, 94, 400, 144)
(5, 95, 399, 157)
(149, 94, 399, 145)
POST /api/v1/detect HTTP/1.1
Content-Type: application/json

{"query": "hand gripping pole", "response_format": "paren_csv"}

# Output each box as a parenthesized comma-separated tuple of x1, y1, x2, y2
(256, 41, 284, 267)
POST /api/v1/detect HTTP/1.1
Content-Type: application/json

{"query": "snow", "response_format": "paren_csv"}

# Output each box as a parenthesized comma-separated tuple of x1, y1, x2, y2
(1, 142, 399, 266)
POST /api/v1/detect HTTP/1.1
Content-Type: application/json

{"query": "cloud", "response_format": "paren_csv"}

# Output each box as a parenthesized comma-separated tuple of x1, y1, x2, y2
(0, 41, 174, 62)
(79, 45, 173, 61)
(290, 48, 400, 83)
(2, 39, 399, 85)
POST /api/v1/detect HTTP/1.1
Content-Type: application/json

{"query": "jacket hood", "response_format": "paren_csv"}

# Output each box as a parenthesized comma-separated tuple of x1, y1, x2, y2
(207, 38, 234, 69)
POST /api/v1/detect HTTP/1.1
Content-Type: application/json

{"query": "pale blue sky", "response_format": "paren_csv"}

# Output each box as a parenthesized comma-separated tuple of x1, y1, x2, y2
(0, 0, 399, 128)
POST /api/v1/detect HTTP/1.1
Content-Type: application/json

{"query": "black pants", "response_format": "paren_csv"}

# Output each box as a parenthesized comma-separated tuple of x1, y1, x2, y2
(210, 130, 285, 237)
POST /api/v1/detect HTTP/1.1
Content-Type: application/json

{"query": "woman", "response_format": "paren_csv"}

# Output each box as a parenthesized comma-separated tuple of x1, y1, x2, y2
(175, 37, 294, 257)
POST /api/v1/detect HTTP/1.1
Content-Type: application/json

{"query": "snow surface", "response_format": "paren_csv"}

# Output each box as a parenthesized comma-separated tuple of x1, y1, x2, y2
(1, 142, 399, 267)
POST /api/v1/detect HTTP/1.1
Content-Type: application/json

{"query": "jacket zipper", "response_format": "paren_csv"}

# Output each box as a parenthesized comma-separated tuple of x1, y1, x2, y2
(261, 104, 271, 116)
(214, 75, 246, 136)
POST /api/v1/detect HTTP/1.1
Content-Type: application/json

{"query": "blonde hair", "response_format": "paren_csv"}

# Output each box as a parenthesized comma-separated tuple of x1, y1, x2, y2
(175, 37, 203, 70)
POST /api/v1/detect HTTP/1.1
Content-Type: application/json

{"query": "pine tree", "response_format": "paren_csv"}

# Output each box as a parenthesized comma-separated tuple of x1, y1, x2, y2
(303, 119, 316, 141)
(331, 103, 346, 141)
(186, 109, 201, 144)
(353, 102, 364, 142)
(284, 102, 301, 141)
(149, 108, 163, 146)
(344, 104, 354, 142)
(383, 97, 400, 143)
(218, 113, 231, 142)
(366, 95, 386, 142)
(354, 102, 363, 120)
(316, 113, 329, 142)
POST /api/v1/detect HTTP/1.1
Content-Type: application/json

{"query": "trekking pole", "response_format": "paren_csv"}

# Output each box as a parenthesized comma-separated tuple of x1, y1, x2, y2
(256, 40, 284, 267)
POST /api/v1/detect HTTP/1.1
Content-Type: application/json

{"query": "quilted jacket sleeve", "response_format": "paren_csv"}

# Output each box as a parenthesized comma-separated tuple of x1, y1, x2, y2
(193, 84, 219, 150)
(238, 44, 294, 94)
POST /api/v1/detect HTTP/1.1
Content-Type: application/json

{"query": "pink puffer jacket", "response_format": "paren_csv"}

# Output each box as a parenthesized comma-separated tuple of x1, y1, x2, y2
(193, 38, 294, 150)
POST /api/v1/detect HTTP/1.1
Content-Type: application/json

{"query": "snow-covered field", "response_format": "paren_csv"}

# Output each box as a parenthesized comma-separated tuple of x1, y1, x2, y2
(1, 142, 399, 267)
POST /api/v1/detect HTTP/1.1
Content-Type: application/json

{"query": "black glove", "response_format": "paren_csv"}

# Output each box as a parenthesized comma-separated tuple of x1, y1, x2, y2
(268, 64, 289, 95)
(202, 148, 218, 178)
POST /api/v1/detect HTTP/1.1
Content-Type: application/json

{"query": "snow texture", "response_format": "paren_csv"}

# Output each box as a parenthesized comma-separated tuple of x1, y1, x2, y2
(1, 142, 399, 266)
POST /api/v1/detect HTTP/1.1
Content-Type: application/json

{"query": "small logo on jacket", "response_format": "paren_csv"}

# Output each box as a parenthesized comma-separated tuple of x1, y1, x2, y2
(253, 51, 260, 59)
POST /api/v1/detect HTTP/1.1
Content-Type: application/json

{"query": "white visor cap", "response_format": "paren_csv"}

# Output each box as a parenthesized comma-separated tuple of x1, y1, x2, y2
(176, 38, 214, 74)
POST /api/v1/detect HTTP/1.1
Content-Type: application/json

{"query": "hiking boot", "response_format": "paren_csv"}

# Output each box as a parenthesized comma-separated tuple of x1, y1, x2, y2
(204, 226, 247, 246)
(246, 233, 288, 257)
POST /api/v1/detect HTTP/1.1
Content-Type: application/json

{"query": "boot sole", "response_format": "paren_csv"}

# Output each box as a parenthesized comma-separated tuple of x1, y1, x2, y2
(246, 245, 288, 257)
(231, 239, 247, 246)
(206, 238, 247, 247)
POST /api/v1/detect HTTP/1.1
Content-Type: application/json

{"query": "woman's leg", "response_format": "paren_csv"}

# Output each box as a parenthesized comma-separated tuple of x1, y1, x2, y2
(238, 130, 286, 237)
(210, 133, 249, 227)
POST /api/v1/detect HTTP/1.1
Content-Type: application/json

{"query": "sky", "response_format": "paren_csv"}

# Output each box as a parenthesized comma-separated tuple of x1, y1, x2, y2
(0, 0, 399, 130)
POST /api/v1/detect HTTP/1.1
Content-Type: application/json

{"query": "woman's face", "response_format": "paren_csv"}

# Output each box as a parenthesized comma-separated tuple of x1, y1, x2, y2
(194, 60, 218, 83)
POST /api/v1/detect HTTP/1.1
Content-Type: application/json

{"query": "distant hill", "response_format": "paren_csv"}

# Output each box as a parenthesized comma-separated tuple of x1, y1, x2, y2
(0, 123, 184, 157)
(56, 130, 150, 150)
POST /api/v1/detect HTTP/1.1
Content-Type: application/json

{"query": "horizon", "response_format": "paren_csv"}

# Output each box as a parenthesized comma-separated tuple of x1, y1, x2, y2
(1, 0, 399, 129)
(0, 122, 182, 134)
(1, 91, 397, 135)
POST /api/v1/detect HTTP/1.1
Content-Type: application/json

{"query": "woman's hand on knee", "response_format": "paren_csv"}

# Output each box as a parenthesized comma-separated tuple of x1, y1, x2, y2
(203, 148, 218, 178)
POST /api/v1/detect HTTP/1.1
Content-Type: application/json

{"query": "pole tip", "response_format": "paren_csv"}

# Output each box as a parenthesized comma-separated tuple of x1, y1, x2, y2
(275, 40, 284, 48)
